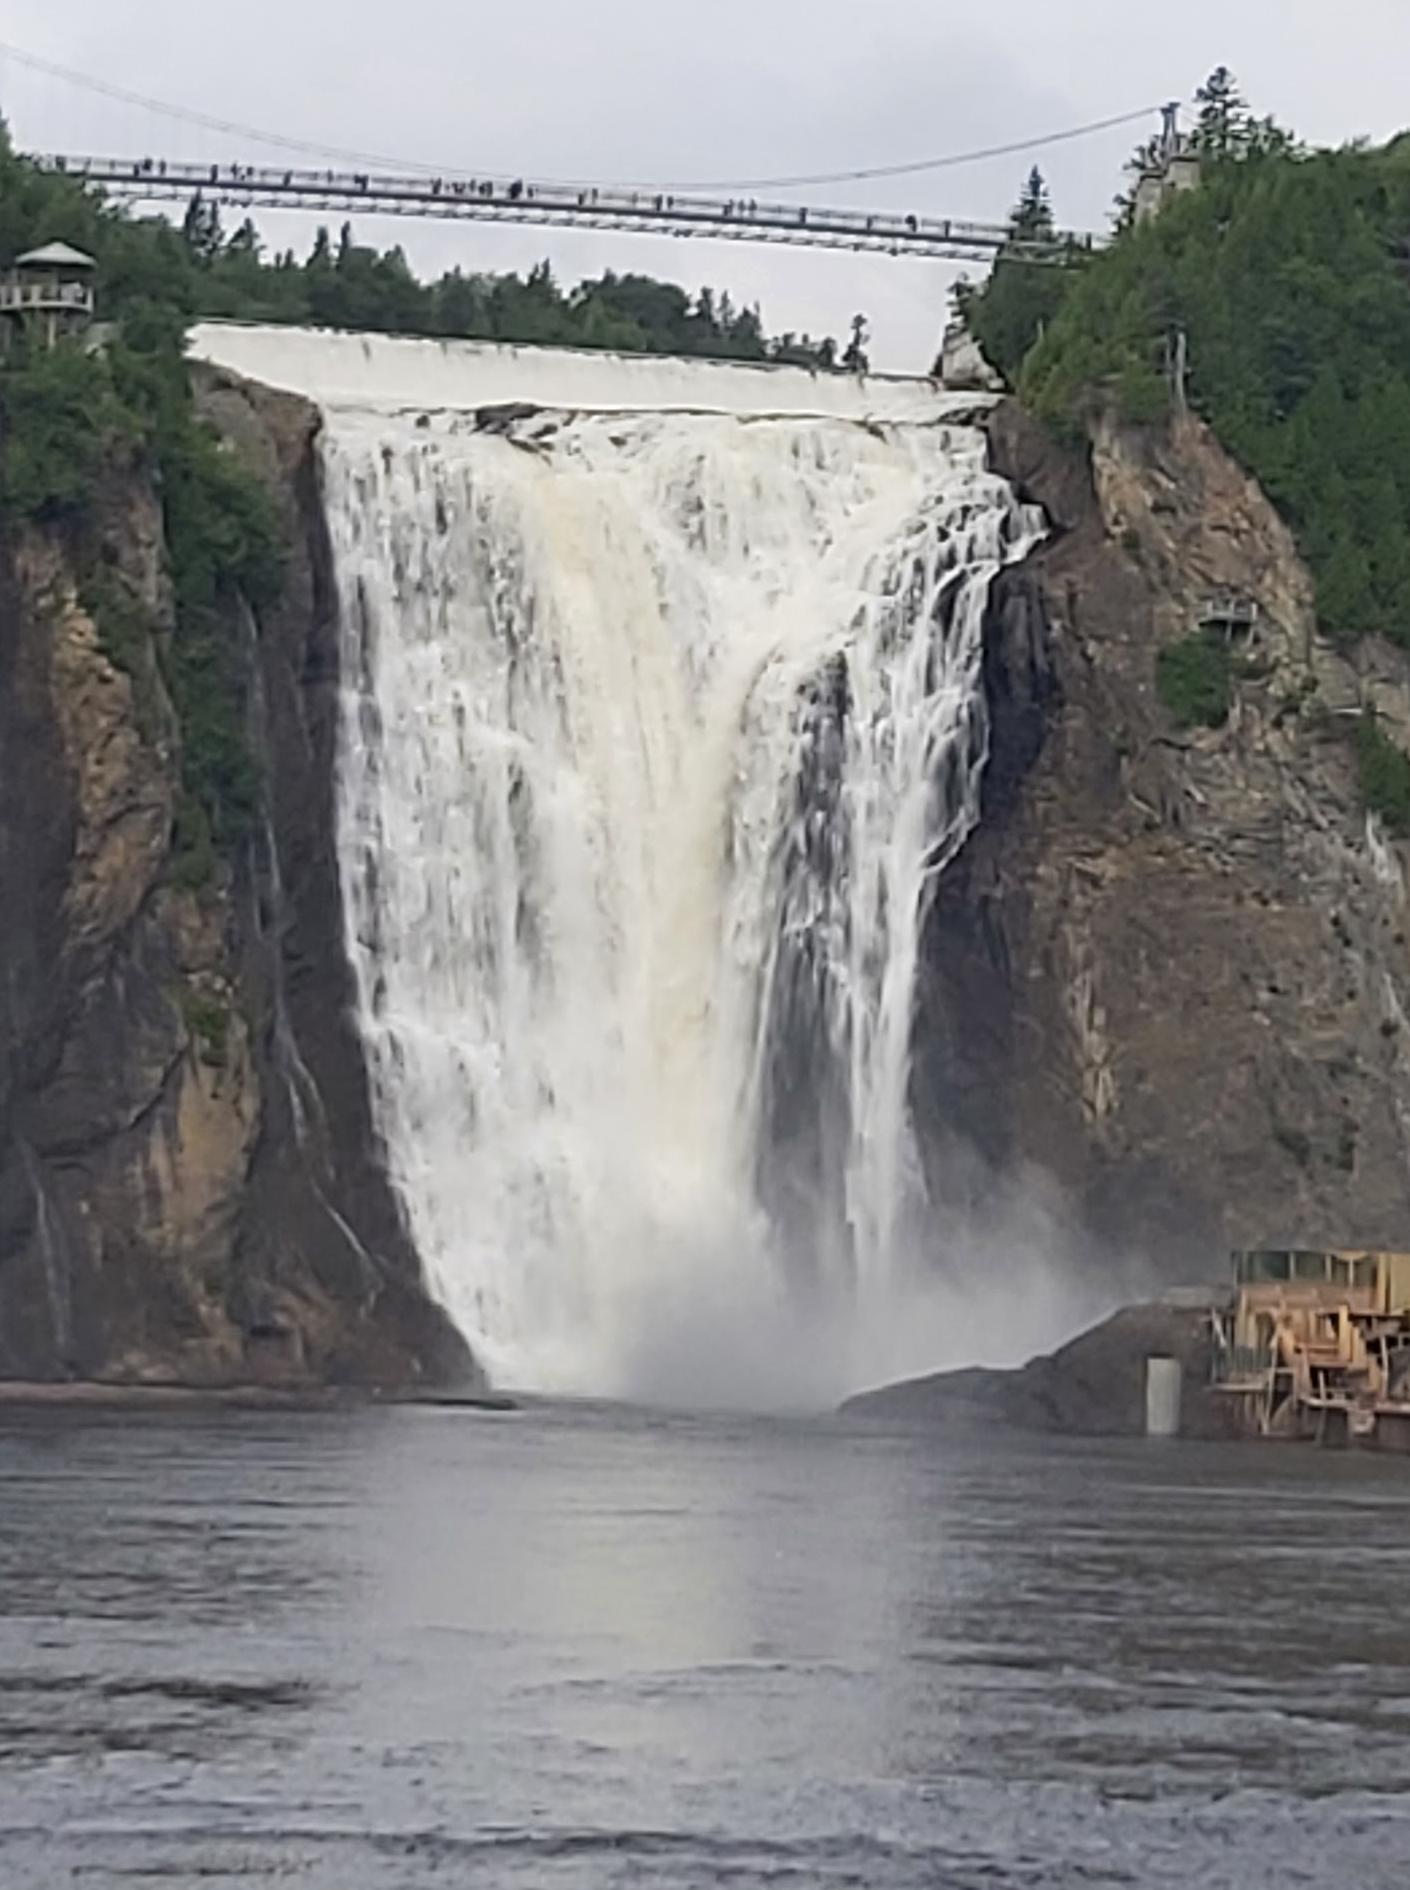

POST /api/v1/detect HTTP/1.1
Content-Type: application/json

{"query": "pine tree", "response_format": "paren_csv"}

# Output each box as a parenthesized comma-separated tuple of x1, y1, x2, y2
(1193, 66, 1249, 159)
(180, 193, 224, 265)
(1010, 166, 1056, 242)
(842, 314, 870, 374)
(225, 219, 261, 261)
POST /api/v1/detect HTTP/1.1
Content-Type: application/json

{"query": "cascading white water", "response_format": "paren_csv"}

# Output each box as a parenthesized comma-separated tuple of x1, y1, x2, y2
(310, 378, 1041, 1397)
(190, 324, 1045, 1398)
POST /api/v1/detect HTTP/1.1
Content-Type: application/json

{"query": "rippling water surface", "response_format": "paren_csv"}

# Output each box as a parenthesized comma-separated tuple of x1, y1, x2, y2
(3, 1403, 1410, 1886)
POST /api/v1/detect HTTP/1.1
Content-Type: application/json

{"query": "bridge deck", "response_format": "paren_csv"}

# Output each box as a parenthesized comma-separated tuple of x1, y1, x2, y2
(38, 155, 1097, 264)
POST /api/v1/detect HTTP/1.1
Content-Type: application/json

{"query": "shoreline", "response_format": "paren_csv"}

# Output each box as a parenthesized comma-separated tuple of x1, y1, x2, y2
(0, 1380, 517, 1411)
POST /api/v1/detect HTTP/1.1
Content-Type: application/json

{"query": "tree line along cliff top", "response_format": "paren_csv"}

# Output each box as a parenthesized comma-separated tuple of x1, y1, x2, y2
(965, 71, 1410, 662)
(0, 124, 862, 371)
(961, 69, 1410, 833)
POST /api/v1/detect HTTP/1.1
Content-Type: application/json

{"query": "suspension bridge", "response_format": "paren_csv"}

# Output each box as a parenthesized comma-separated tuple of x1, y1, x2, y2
(31, 154, 1101, 265)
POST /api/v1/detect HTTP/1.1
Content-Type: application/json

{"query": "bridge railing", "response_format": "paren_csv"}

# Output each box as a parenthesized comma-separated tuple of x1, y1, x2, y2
(36, 154, 1095, 264)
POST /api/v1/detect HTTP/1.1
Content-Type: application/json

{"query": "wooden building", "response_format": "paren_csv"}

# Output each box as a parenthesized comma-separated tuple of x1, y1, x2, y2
(0, 241, 97, 355)
(1212, 1248, 1410, 1446)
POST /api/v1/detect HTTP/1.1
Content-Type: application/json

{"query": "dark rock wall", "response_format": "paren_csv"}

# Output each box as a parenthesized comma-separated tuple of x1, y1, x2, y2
(0, 375, 472, 1387)
(841, 1301, 1233, 1439)
(9, 367, 1410, 1381)
(911, 401, 1410, 1280)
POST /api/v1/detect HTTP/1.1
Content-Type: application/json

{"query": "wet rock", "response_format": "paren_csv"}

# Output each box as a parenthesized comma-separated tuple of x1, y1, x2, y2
(841, 1298, 1236, 1437)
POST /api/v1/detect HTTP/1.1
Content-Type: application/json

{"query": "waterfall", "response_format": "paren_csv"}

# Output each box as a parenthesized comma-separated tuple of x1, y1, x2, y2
(186, 324, 1046, 1398)
(308, 368, 1042, 1398)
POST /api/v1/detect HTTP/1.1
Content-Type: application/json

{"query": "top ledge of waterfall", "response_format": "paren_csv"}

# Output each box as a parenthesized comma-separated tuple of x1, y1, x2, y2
(188, 322, 992, 424)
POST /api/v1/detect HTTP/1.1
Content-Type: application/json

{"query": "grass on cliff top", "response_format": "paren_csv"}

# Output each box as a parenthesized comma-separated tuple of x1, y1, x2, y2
(964, 91, 1410, 655)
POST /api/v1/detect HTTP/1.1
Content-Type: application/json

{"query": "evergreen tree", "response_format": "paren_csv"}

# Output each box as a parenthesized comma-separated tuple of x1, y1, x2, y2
(959, 165, 1075, 385)
(1193, 66, 1249, 159)
(303, 226, 339, 326)
(841, 314, 871, 374)
(1011, 166, 1056, 241)
(180, 194, 224, 266)
(226, 219, 261, 260)
(727, 302, 767, 360)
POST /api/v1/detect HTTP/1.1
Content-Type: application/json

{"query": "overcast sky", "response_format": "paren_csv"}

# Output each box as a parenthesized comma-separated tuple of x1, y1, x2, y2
(5, 1, 1410, 367)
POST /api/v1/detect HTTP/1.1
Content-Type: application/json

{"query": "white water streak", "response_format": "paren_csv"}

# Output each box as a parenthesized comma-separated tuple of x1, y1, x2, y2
(316, 382, 1041, 1398)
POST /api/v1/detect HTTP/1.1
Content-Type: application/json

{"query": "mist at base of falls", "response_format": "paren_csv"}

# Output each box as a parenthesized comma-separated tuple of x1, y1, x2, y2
(595, 1185, 1134, 1414)
(291, 336, 1059, 1405)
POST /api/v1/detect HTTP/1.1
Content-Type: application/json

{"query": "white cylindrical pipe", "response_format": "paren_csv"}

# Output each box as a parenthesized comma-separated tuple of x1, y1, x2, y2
(1145, 1356, 1183, 1438)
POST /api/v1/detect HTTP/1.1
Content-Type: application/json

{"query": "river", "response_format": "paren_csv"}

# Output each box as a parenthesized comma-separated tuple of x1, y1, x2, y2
(3, 1403, 1409, 1886)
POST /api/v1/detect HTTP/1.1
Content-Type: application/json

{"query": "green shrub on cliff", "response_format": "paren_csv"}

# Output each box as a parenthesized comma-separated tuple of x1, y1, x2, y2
(141, 341, 283, 863)
(0, 344, 136, 522)
(181, 987, 231, 1068)
(1156, 632, 1232, 728)
(0, 175, 282, 876)
(1355, 715, 1410, 836)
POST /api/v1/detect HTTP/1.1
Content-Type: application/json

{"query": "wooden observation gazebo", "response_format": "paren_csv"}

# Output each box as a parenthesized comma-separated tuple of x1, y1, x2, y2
(0, 241, 98, 355)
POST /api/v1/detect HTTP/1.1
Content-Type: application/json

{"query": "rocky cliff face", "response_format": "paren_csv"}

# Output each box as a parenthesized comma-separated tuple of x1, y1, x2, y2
(0, 376, 472, 1387)
(8, 364, 1407, 1383)
(914, 402, 1410, 1276)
